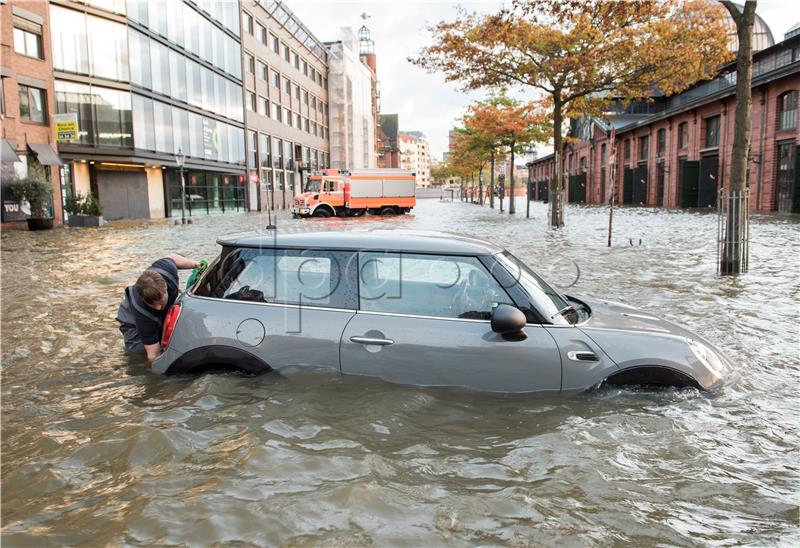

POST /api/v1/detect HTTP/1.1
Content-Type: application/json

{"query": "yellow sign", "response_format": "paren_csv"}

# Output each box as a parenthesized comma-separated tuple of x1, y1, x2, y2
(54, 113, 78, 142)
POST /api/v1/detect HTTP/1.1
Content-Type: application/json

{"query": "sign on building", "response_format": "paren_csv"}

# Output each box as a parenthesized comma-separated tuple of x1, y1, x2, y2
(498, 163, 507, 175)
(54, 113, 78, 142)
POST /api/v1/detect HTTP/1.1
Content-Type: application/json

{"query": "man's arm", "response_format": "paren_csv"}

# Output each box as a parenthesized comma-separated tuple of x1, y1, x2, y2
(144, 343, 162, 364)
(167, 253, 201, 270)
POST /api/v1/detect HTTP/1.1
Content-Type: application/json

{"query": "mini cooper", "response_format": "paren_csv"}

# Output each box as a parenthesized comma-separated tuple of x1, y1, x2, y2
(153, 230, 733, 393)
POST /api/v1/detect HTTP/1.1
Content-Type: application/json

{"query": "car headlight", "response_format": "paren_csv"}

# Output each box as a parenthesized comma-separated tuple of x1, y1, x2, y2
(687, 338, 728, 376)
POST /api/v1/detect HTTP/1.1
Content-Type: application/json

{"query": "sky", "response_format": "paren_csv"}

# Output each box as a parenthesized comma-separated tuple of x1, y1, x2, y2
(288, 1, 800, 162)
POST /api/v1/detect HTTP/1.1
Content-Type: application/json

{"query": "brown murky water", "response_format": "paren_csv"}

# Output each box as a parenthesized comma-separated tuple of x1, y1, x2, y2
(2, 199, 798, 546)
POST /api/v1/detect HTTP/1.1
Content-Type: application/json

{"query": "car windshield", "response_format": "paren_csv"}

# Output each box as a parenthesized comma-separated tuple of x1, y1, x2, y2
(494, 251, 574, 325)
(304, 179, 321, 193)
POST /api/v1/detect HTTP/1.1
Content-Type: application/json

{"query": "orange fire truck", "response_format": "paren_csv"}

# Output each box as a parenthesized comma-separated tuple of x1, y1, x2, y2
(290, 169, 416, 218)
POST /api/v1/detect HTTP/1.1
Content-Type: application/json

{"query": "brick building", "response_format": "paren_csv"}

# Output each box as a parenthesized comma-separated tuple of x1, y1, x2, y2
(528, 30, 800, 214)
(1, 0, 64, 228)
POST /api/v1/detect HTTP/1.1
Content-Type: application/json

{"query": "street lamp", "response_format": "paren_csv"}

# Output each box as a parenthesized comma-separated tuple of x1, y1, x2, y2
(176, 148, 186, 225)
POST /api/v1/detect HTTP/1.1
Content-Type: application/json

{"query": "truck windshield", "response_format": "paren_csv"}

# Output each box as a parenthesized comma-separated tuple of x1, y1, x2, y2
(305, 179, 321, 193)
(494, 251, 574, 325)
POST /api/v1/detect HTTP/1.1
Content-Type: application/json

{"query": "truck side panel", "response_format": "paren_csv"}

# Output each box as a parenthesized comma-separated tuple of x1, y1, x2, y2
(349, 179, 383, 198)
(382, 179, 416, 198)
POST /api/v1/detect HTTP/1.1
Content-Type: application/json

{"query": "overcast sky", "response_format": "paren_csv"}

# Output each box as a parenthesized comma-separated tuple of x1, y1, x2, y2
(289, 1, 800, 161)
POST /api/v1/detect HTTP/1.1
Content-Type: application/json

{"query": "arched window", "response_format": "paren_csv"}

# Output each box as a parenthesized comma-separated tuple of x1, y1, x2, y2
(778, 90, 797, 131)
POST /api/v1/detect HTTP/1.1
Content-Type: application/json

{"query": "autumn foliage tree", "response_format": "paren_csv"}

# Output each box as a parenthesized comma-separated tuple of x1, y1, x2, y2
(463, 93, 549, 213)
(413, 0, 732, 226)
(448, 127, 491, 202)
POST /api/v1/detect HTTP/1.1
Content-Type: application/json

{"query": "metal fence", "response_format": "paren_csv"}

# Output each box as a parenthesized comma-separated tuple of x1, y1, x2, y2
(717, 189, 750, 275)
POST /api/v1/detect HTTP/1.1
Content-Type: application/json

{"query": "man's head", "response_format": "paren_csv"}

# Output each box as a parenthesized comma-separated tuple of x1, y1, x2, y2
(136, 271, 168, 310)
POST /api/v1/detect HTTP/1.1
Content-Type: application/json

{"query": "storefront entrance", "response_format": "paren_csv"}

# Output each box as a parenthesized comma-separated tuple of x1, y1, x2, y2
(166, 169, 246, 217)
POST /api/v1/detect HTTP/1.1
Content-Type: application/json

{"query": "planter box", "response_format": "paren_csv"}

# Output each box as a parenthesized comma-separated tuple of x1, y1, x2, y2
(68, 214, 104, 227)
(27, 217, 54, 231)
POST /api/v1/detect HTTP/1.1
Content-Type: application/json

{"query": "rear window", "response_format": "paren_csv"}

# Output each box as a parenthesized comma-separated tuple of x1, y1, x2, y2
(194, 247, 358, 310)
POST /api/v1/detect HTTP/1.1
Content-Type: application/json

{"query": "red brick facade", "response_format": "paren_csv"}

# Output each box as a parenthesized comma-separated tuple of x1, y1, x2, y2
(1, 0, 63, 228)
(528, 35, 800, 213)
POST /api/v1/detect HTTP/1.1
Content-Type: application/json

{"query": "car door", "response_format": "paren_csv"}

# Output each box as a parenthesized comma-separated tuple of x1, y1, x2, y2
(339, 252, 562, 393)
(187, 246, 358, 372)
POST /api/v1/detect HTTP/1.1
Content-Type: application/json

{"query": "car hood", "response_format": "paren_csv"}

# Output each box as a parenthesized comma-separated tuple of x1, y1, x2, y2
(577, 297, 697, 339)
(574, 296, 733, 388)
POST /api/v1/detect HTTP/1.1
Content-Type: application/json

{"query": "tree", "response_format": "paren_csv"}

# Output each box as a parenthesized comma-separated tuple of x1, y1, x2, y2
(719, 0, 756, 275)
(463, 93, 549, 213)
(413, 0, 732, 226)
(449, 126, 491, 203)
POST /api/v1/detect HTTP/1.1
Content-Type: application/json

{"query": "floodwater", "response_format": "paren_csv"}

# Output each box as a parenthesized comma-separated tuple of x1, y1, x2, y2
(2, 199, 798, 546)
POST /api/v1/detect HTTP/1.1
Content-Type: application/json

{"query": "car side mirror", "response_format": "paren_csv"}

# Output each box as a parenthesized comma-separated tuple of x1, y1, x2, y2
(491, 304, 527, 341)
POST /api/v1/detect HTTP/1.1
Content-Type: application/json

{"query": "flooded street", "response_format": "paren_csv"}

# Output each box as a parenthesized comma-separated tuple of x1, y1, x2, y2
(2, 199, 798, 546)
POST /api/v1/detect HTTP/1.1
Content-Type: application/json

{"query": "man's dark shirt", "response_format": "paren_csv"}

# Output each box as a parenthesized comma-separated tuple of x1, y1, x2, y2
(132, 258, 179, 346)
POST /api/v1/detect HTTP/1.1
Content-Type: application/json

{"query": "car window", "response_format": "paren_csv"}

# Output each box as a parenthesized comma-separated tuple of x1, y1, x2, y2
(195, 247, 357, 309)
(359, 252, 513, 320)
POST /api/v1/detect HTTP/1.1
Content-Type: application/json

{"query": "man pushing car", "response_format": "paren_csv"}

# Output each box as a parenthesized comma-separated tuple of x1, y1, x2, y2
(116, 254, 202, 363)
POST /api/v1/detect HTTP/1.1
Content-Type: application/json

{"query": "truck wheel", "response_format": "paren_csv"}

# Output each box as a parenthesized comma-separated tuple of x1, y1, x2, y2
(380, 207, 396, 216)
(313, 208, 332, 218)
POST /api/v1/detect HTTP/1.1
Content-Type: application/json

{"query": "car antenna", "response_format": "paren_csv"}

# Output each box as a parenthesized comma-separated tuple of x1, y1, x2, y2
(265, 179, 277, 230)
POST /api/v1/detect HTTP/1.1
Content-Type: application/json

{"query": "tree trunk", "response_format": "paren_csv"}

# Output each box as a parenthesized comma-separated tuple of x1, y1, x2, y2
(509, 144, 516, 214)
(720, 0, 755, 275)
(490, 150, 495, 209)
(550, 99, 564, 226)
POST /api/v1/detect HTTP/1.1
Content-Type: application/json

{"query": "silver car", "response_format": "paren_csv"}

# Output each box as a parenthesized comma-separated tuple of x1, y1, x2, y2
(153, 230, 733, 392)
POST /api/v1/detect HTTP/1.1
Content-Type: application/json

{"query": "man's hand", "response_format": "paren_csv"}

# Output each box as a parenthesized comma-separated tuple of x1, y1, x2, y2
(144, 343, 162, 364)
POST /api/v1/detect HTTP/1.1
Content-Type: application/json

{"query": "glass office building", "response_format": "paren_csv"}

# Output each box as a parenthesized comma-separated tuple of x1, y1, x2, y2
(50, 0, 247, 220)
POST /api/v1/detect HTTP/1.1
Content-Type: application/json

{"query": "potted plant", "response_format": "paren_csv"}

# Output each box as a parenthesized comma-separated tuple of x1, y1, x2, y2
(8, 166, 54, 230)
(82, 191, 104, 227)
(66, 191, 105, 227)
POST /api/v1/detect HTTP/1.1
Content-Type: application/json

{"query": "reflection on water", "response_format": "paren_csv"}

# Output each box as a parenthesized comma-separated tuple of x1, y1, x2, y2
(2, 200, 799, 545)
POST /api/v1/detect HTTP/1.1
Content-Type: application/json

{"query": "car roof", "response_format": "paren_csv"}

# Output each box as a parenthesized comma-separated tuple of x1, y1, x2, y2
(217, 229, 503, 255)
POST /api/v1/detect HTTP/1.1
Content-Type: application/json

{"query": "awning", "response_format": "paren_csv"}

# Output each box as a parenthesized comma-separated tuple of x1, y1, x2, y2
(27, 143, 63, 166)
(1, 139, 20, 162)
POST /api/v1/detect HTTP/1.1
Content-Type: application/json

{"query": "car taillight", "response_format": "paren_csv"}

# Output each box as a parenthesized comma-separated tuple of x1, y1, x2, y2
(161, 303, 182, 349)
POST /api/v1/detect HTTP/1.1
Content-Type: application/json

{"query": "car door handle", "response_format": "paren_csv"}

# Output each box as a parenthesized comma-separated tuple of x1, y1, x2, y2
(567, 351, 599, 362)
(350, 336, 394, 346)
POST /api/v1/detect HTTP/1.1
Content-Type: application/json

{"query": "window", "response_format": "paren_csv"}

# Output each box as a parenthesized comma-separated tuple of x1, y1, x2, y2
(296, 112, 301, 128)
(580, 156, 587, 172)
(259, 133, 270, 168)
(13, 19, 43, 59)
(271, 70, 280, 88)
(639, 135, 649, 161)
(302, 59, 308, 76)
(248, 130, 257, 167)
(246, 54, 255, 73)
(600, 143, 607, 165)
(19, 85, 46, 123)
(624, 139, 630, 161)
(294, 84, 300, 100)
(258, 96, 268, 116)
(284, 78, 291, 94)
(292, 51, 300, 69)
(657, 128, 666, 157)
(0, 77, 5, 116)
(304, 117, 309, 132)
(246, 91, 255, 111)
(705, 115, 720, 148)
(258, 61, 267, 80)
(310, 67, 316, 83)
(270, 33, 279, 53)
(359, 253, 512, 320)
(282, 43, 290, 62)
(311, 96, 317, 111)
(257, 24, 266, 44)
(198, 248, 357, 309)
(678, 122, 689, 149)
(303, 90, 309, 105)
(778, 90, 797, 130)
(271, 102, 281, 122)
(283, 107, 291, 126)
(244, 13, 253, 35)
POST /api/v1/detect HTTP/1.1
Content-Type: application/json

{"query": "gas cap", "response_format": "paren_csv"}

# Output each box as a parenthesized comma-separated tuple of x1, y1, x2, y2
(236, 318, 265, 347)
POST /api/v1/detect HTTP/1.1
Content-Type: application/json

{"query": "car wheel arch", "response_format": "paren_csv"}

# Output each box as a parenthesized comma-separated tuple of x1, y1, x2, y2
(163, 345, 273, 376)
(600, 365, 702, 390)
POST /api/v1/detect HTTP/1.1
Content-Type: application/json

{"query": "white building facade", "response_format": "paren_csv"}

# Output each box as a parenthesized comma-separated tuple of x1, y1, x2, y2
(327, 28, 376, 170)
(399, 131, 431, 187)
